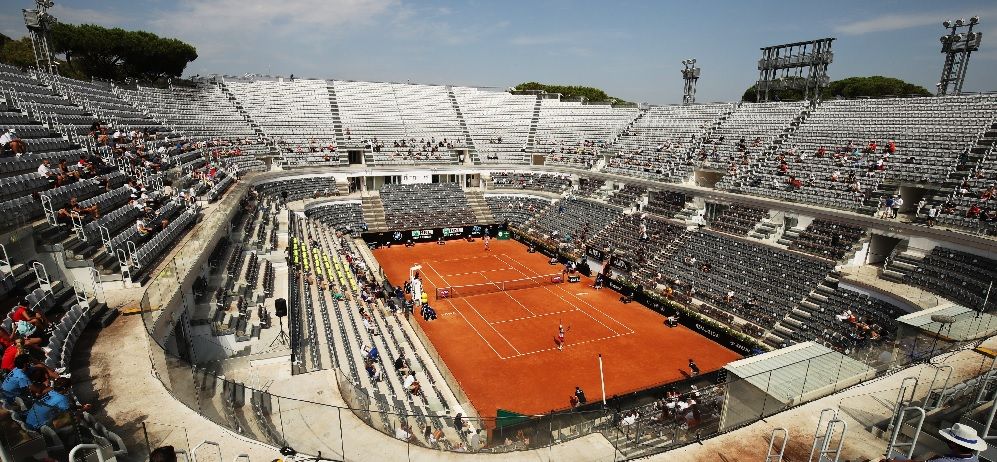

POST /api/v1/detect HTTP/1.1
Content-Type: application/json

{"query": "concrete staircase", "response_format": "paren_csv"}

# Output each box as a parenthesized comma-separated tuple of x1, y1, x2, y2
(524, 95, 542, 152)
(326, 83, 346, 144)
(447, 87, 477, 164)
(218, 82, 271, 148)
(361, 195, 388, 232)
(464, 190, 496, 224)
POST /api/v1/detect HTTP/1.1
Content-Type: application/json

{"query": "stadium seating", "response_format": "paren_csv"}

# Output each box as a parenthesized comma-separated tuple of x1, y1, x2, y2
(782, 219, 865, 261)
(522, 197, 622, 251)
(379, 183, 476, 230)
(306, 201, 367, 234)
(720, 95, 997, 213)
(489, 171, 571, 193)
(606, 103, 733, 182)
(708, 203, 767, 236)
(224, 79, 341, 165)
(886, 246, 997, 312)
(485, 195, 554, 227)
(452, 87, 535, 163)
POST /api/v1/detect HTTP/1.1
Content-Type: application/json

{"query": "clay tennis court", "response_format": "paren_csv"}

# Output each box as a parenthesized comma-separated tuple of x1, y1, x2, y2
(373, 238, 742, 417)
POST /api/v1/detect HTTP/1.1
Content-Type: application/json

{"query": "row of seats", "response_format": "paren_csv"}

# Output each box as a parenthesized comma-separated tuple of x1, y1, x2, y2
(489, 171, 571, 193)
(378, 183, 476, 231)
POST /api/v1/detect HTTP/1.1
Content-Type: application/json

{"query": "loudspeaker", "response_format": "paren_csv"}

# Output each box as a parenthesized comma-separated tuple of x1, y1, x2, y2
(275, 298, 288, 317)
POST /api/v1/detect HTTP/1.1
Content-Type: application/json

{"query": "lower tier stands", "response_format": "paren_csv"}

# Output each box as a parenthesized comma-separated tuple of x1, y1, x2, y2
(484, 195, 554, 227)
(379, 183, 476, 231)
(522, 198, 621, 251)
(489, 171, 571, 193)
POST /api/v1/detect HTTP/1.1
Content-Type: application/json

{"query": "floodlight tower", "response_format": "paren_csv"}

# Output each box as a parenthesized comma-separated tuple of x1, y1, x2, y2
(681, 59, 700, 105)
(937, 16, 982, 96)
(22, 0, 59, 75)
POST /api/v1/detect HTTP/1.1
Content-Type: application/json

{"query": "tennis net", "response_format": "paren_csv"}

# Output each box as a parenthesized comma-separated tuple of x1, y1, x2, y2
(436, 273, 564, 300)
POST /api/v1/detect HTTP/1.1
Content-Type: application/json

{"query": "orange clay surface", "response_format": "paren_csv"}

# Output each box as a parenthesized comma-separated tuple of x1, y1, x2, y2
(373, 238, 741, 417)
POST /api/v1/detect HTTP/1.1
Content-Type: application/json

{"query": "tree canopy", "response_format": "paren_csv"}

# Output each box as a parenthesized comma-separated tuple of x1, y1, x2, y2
(742, 76, 931, 102)
(49, 23, 197, 82)
(514, 82, 629, 104)
(0, 34, 35, 69)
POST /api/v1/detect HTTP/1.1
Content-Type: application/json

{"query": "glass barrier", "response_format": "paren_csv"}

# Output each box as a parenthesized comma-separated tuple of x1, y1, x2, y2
(136, 178, 997, 461)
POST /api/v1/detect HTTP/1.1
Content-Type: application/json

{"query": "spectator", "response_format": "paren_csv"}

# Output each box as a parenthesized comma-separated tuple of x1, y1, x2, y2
(150, 446, 179, 462)
(24, 377, 73, 431)
(574, 386, 587, 405)
(0, 129, 25, 156)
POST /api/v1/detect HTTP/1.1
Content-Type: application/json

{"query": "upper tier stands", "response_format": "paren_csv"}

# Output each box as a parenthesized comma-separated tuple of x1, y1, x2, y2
(535, 100, 637, 169)
(224, 79, 340, 165)
(699, 101, 806, 169)
(119, 84, 259, 142)
(52, 76, 163, 132)
(535, 100, 637, 147)
(334, 81, 464, 165)
(721, 95, 997, 213)
(606, 103, 732, 182)
(452, 87, 535, 164)
(379, 183, 476, 231)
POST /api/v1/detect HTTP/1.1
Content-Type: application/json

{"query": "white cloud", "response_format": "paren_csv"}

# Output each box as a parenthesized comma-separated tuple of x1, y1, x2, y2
(141, 0, 397, 63)
(834, 8, 997, 35)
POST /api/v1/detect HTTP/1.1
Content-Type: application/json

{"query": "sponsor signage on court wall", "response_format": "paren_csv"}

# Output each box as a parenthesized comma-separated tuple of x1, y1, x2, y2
(600, 274, 757, 356)
(587, 247, 604, 261)
(411, 229, 435, 240)
(362, 224, 499, 246)
(609, 256, 632, 273)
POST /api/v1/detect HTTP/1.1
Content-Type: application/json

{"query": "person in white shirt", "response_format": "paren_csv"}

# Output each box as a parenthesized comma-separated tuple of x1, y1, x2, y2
(37, 160, 53, 176)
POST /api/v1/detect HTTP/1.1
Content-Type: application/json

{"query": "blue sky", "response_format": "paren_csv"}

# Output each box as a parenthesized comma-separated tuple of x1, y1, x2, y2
(2, 0, 996, 104)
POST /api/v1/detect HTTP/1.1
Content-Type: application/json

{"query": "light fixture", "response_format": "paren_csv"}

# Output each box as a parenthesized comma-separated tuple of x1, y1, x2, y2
(943, 20, 952, 28)
(970, 16, 980, 25)
(956, 18, 965, 26)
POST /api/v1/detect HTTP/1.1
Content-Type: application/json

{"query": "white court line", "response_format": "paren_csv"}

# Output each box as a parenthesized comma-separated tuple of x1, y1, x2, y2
(428, 259, 521, 358)
(479, 271, 536, 317)
(491, 308, 576, 325)
(446, 267, 517, 277)
(460, 297, 521, 356)
(444, 298, 506, 360)
(494, 253, 626, 337)
(432, 253, 508, 264)
(505, 333, 627, 359)
(422, 261, 450, 288)
(498, 253, 637, 335)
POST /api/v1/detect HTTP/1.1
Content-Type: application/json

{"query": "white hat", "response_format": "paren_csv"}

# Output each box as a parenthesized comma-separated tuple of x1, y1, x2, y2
(939, 423, 988, 451)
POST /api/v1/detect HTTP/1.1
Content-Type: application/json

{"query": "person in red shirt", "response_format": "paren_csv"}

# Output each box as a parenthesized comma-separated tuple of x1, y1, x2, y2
(887, 140, 896, 154)
(967, 204, 982, 218)
(0, 338, 23, 371)
(11, 301, 48, 331)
